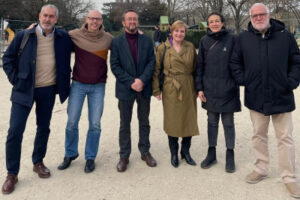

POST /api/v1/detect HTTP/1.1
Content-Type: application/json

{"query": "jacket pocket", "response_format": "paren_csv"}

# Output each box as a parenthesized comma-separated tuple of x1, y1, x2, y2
(14, 72, 31, 92)
(287, 77, 299, 90)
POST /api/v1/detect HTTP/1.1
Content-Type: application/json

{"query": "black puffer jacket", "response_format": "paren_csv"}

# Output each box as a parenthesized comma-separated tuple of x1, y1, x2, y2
(195, 28, 241, 113)
(230, 19, 300, 115)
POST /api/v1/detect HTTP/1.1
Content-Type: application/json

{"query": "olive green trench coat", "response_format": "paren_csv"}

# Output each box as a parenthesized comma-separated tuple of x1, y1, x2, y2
(152, 40, 199, 137)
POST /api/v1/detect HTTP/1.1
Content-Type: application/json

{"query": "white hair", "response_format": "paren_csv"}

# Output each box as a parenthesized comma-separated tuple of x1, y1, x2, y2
(87, 9, 102, 16)
(249, 3, 270, 15)
(41, 4, 59, 17)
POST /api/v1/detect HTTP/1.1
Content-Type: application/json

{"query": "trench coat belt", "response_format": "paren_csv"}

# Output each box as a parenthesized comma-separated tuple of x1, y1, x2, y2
(164, 70, 192, 101)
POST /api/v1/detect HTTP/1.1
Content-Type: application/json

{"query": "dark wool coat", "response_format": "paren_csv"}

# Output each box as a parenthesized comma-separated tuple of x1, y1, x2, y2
(195, 28, 241, 113)
(110, 33, 155, 100)
(2, 26, 72, 107)
(230, 19, 300, 115)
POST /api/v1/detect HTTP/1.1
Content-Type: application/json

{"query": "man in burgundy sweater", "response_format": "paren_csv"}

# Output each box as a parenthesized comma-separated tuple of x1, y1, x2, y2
(110, 9, 156, 172)
(57, 10, 112, 173)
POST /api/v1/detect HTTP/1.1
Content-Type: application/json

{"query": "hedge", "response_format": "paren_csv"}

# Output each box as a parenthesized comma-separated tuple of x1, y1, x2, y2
(110, 29, 207, 48)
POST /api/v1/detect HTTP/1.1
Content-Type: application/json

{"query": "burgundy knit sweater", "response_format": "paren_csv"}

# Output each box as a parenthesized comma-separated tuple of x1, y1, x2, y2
(69, 24, 113, 84)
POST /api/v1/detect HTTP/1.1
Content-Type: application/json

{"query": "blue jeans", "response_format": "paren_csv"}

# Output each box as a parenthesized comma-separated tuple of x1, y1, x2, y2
(65, 80, 105, 160)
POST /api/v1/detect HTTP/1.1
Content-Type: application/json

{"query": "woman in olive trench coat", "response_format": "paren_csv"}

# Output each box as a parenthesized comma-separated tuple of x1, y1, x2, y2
(152, 20, 199, 168)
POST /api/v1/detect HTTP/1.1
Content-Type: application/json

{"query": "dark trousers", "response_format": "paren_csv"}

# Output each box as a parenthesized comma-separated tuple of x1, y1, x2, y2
(6, 85, 56, 175)
(207, 111, 235, 149)
(168, 136, 192, 155)
(118, 93, 151, 158)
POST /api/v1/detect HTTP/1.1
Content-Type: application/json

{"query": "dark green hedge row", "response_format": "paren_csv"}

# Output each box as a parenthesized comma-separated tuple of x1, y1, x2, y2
(110, 30, 207, 48)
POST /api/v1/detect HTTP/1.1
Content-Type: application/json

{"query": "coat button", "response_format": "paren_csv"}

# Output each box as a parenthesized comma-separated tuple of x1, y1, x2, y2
(33, 60, 36, 64)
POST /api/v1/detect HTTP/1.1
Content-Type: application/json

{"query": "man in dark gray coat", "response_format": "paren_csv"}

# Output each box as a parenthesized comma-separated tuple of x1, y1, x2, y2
(230, 3, 300, 198)
(110, 9, 156, 172)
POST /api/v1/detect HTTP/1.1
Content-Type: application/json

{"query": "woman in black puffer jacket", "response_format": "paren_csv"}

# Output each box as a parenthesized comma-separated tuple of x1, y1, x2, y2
(195, 12, 241, 173)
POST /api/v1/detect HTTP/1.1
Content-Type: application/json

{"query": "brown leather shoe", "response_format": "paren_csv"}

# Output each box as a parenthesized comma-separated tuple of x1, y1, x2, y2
(33, 162, 51, 178)
(117, 158, 129, 172)
(285, 182, 300, 198)
(2, 174, 18, 194)
(141, 152, 157, 167)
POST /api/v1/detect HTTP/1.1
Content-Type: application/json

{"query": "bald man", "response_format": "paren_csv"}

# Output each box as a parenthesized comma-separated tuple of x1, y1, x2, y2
(57, 10, 113, 173)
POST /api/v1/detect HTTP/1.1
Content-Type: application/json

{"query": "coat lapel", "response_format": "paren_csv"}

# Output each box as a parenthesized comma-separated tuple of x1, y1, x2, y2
(168, 40, 187, 66)
(121, 34, 135, 67)
(137, 34, 143, 68)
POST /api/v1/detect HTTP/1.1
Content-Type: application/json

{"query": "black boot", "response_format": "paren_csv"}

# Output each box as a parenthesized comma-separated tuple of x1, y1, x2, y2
(181, 137, 196, 166)
(200, 147, 217, 169)
(171, 154, 179, 168)
(225, 149, 235, 173)
(168, 136, 179, 168)
(181, 152, 196, 165)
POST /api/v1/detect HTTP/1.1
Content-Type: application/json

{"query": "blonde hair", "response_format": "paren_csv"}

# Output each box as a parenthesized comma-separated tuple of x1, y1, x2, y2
(171, 20, 187, 34)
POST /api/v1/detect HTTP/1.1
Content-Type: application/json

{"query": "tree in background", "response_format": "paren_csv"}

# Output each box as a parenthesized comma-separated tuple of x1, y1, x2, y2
(103, 0, 167, 31)
(226, 0, 255, 34)
(51, 0, 93, 29)
(140, 0, 167, 25)
(0, 0, 92, 30)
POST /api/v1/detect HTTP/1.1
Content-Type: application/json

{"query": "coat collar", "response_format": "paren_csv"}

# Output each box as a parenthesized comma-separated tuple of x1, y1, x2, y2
(28, 24, 63, 37)
(120, 32, 144, 67)
(165, 39, 189, 57)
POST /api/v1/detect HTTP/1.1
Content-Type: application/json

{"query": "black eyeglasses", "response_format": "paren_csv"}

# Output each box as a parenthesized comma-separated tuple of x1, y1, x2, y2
(250, 13, 268, 19)
(87, 17, 102, 21)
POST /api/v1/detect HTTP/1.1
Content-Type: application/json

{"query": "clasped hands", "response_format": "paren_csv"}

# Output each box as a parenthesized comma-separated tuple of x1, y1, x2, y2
(131, 78, 144, 92)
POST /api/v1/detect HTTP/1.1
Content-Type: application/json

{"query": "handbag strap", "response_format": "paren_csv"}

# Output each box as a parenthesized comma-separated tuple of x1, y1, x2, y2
(204, 40, 218, 65)
(160, 43, 167, 72)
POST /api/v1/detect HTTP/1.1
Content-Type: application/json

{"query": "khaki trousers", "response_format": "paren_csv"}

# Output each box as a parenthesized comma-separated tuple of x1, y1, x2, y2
(249, 110, 297, 183)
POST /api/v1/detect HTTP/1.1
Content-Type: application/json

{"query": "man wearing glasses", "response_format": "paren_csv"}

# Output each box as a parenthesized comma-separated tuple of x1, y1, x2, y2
(57, 10, 113, 173)
(230, 3, 300, 198)
(110, 9, 156, 172)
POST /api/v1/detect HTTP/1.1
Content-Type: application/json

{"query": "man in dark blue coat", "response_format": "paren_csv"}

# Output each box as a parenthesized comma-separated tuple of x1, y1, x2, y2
(230, 3, 300, 198)
(2, 4, 72, 194)
(110, 9, 156, 172)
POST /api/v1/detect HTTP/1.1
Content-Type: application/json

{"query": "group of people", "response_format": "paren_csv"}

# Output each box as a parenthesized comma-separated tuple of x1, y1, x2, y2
(1, 2, 300, 199)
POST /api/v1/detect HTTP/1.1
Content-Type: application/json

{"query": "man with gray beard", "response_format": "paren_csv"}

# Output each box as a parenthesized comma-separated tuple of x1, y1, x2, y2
(2, 4, 72, 194)
(230, 3, 300, 198)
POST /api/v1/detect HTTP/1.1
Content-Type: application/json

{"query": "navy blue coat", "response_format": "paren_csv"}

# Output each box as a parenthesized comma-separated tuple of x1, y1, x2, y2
(2, 26, 72, 107)
(110, 33, 155, 100)
(230, 19, 300, 115)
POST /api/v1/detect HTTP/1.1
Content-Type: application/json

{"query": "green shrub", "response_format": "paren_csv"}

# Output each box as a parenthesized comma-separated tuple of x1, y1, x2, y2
(185, 31, 206, 48)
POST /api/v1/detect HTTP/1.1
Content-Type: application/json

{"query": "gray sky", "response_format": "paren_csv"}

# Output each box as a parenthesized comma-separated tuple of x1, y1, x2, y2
(92, 0, 112, 11)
